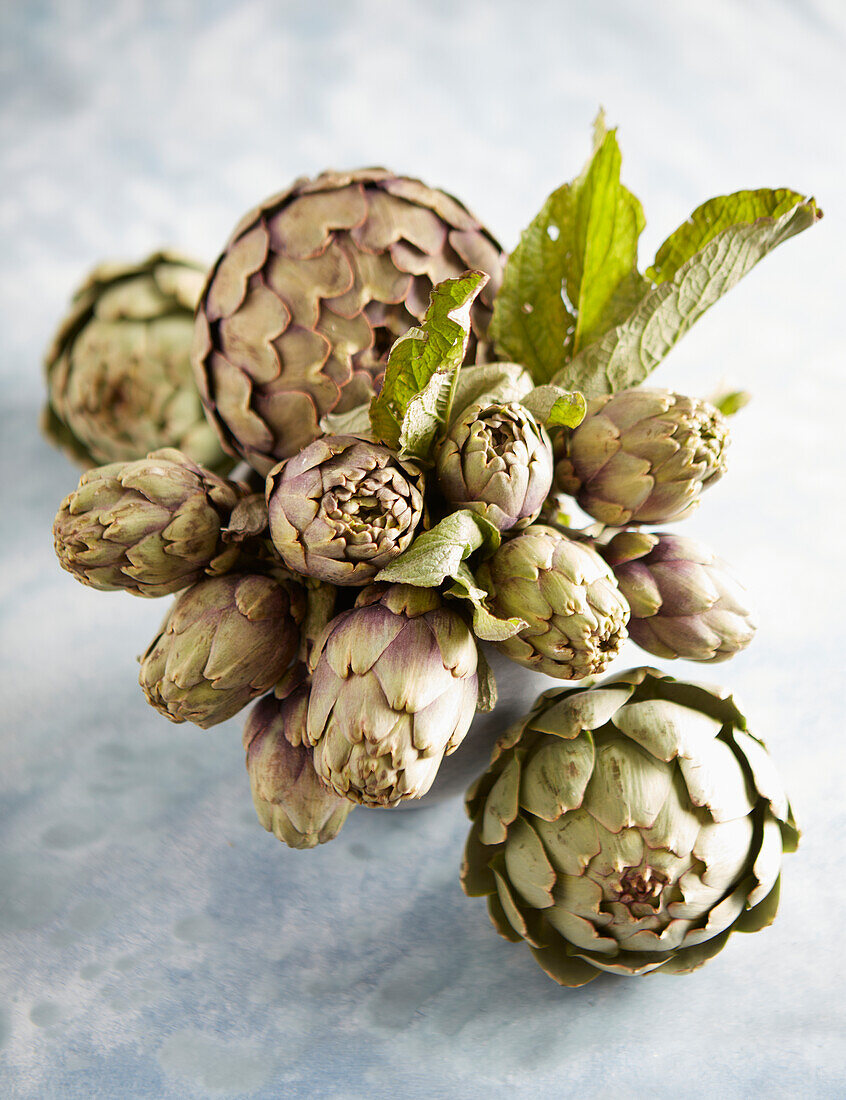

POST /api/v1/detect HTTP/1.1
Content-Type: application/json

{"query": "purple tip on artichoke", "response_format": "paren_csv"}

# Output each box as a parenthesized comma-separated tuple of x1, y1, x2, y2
(266, 434, 425, 586)
(306, 583, 479, 807)
(554, 389, 729, 525)
(436, 402, 553, 531)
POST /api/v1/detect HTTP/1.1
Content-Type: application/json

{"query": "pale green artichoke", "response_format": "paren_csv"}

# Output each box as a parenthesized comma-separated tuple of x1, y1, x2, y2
(462, 667, 798, 985)
(243, 686, 353, 849)
(307, 584, 479, 806)
(43, 252, 228, 470)
(436, 402, 553, 531)
(266, 435, 425, 586)
(476, 525, 629, 679)
(192, 169, 506, 473)
(554, 389, 729, 525)
(139, 574, 306, 728)
(53, 449, 243, 597)
(602, 531, 756, 662)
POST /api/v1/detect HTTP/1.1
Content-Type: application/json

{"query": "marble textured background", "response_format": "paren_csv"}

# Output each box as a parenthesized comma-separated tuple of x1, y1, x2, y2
(1, 1, 845, 1096)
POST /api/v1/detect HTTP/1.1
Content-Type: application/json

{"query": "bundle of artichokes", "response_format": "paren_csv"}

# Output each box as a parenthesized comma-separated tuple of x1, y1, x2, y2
(48, 116, 818, 983)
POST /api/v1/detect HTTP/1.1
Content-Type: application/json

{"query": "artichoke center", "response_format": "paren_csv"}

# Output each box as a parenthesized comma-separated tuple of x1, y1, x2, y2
(614, 865, 667, 908)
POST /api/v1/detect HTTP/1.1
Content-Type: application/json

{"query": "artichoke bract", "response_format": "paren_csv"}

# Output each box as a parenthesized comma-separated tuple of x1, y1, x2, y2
(307, 584, 478, 807)
(266, 434, 425, 586)
(139, 574, 306, 728)
(191, 169, 506, 473)
(243, 687, 352, 849)
(554, 389, 729, 525)
(603, 531, 756, 662)
(53, 449, 243, 597)
(476, 525, 629, 679)
(43, 252, 227, 470)
(436, 402, 553, 531)
(462, 667, 798, 985)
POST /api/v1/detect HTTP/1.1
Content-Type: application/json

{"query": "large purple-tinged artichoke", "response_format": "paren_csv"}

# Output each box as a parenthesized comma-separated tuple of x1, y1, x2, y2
(462, 667, 798, 985)
(192, 169, 505, 473)
(554, 389, 729, 525)
(266, 434, 425, 586)
(139, 574, 305, 728)
(436, 402, 553, 531)
(602, 530, 756, 662)
(306, 584, 478, 807)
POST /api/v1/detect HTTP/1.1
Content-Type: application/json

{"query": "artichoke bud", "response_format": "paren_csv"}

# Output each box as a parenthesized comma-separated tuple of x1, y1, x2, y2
(462, 667, 799, 986)
(53, 448, 246, 597)
(554, 389, 729, 525)
(138, 573, 306, 728)
(476, 525, 629, 680)
(436, 402, 553, 531)
(192, 169, 506, 473)
(603, 531, 757, 662)
(43, 251, 229, 471)
(266, 435, 425, 586)
(243, 688, 352, 849)
(306, 583, 479, 807)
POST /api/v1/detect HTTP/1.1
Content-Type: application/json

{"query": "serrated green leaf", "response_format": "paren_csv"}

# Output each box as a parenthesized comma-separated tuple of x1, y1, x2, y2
(370, 271, 489, 453)
(398, 368, 457, 463)
(647, 189, 812, 283)
(319, 403, 373, 436)
(558, 196, 821, 396)
(450, 362, 535, 425)
(490, 120, 645, 383)
(521, 385, 586, 429)
(375, 510, 501, 588)
(446, 563, 527, 642)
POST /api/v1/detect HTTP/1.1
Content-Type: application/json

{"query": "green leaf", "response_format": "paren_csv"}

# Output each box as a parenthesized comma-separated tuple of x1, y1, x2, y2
(450, 362, 535, 425)
(647, 189, 813, 283)
(319, 403, 373, 436)
(710, 389, 752, 417)
(370, 271, 489, 456)
(475, 647, 498, 712)
(521, 385, 586, 429)
(375, 509, 501, 588)
(490, 116, 645, 383)
(446, 563, 527, 642)
(559, 196, 821, 397)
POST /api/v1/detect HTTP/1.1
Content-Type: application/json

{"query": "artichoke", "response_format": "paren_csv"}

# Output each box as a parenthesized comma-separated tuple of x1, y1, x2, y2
(191, 169, 506, 473)
(43, 252, 227, 470)
(462, 667, 798, 985)
(436, 402, 553, 531)
(266, 435, 425, 586)
(139, 574, 305, 728)
(602, 531, 756, 662)
(243, 687, 352, 849)
(53, 449, 243, 597)
(307, 584, 478, 806)
(554, 389, 729, 525)
(476, 525, 629, 679)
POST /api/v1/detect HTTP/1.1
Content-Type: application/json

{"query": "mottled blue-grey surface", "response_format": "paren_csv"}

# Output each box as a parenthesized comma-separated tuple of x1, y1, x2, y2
(1, 1, 845, 1097)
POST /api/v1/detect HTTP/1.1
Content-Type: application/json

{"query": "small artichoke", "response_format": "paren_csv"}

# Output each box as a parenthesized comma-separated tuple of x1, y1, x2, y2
(266, 435, 425, 586)
(476, 525, 629, 679)
(436, 402, 553, 531)
(462, 667, 798, 985)
(43, 252, 227, 470)
(139, 574, 305, 728)
(192, 169, 505, 473)
(243, 687, 352, 849)
(53, 449, 243, 597)
(554, 389, 729, 525)
(307, 584, 478, 806)
(602, 531, 757, 662)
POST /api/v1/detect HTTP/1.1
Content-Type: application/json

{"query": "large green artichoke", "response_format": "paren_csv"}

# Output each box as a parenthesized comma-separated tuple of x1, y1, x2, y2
(476, 525, 629, 679)
(602, 531, 756, 662)
(43, 252, 227, 470)
(266, 435, 425, 586)
(191, 169, 506, 473)
(306, 584, 478, 806)
(53, 449, 243, 597)
(139, 574, 305, 728)
(243, 686, 353, 849)
(436, 402, 553, 531)
(554, 389, 729, 525)
(462, 668, 798, 985)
